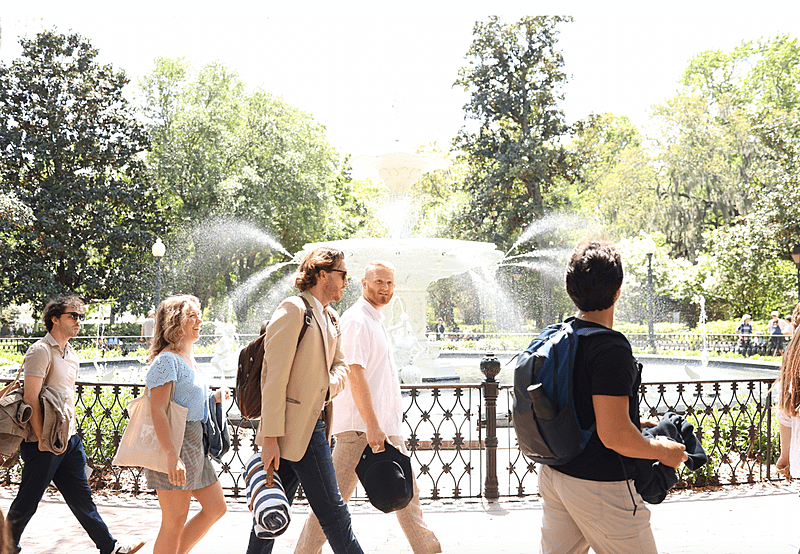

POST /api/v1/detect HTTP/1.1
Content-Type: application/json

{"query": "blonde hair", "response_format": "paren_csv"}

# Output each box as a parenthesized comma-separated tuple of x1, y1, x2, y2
(364, 260, 396, 280)
(148, 294, 200, 363)
(777, 302, 800, 415)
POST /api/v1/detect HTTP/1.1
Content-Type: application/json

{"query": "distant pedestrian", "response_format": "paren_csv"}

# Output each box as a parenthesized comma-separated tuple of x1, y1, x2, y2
(768, 311, 789, 356)
(736, 315, 754, 357)
(434, 318, 445, 341)
(107, 332, 122, 352)
(141, 310, 155, 347)
(6, 295, 146, 554)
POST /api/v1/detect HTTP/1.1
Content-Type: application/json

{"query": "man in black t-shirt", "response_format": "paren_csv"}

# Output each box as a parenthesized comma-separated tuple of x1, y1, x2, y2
(538, 241, 687, 554)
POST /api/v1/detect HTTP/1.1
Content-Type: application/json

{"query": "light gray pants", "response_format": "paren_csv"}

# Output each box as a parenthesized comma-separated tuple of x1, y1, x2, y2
(294, 431, 441, 554)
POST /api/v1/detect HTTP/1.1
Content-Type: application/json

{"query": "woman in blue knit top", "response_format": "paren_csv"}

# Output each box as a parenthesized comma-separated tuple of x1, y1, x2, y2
(146, 295, 227, 554)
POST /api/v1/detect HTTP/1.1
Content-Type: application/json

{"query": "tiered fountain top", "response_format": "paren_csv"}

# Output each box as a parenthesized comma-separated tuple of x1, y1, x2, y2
(300, 237, 504, 291)
(301, 152, 504, 290)
(353, 152, 451, 195)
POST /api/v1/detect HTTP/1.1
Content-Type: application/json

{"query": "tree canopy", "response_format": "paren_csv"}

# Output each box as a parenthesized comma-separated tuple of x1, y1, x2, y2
(139, 58, 362, 320)
(452, 15, 579, 252)
(0, 30, 164, 312)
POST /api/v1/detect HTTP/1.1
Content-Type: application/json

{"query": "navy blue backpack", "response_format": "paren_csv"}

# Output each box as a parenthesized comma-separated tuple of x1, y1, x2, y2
(512, 318, 615, 465)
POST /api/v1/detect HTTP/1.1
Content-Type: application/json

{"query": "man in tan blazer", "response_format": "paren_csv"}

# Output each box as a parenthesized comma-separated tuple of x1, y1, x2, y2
(246, 246, 365, 554)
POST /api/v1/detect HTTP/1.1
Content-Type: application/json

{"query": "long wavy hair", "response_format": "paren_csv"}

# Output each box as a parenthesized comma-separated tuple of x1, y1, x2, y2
(148, 294, 200, 363)
(294, 247, 345, 291)
(777, 303, 800, 415)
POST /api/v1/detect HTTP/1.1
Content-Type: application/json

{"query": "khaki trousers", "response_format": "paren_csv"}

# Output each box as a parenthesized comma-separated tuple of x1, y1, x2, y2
(538, 464, 658, 554)
(294, 431, 441, 554)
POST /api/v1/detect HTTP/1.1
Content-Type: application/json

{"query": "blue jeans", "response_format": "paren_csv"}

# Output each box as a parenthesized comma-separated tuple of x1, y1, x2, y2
(246, 419, 362, 554)
(7, 434, 116, 554)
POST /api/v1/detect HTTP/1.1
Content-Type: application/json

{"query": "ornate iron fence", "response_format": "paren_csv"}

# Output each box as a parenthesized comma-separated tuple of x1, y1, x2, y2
(0, 373, 781, 500)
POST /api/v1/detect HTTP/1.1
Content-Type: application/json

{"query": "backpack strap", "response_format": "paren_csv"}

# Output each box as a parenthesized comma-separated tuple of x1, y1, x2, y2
(297, 295, 314, 346)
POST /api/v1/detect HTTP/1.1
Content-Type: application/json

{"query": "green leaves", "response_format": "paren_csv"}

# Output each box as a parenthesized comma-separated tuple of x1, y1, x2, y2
(0, 29, 165, 312)
(453, 16, 577, 252)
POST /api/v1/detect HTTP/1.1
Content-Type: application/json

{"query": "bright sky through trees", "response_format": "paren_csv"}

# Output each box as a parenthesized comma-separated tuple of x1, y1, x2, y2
(2, 1, 800, 160)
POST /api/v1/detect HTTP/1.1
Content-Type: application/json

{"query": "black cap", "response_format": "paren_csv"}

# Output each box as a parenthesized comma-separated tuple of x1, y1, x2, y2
(355, 441, 414, 513)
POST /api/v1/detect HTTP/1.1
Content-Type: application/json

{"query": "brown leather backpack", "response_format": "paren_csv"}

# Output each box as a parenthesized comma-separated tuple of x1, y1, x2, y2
(235, 296, 313, 419)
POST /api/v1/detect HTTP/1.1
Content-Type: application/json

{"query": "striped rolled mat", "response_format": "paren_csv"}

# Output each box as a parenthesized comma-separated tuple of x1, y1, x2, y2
(244, 452, 291, 538)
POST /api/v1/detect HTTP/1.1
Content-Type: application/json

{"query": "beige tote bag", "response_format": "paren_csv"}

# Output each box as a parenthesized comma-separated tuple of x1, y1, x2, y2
(113, 381, 188, 473)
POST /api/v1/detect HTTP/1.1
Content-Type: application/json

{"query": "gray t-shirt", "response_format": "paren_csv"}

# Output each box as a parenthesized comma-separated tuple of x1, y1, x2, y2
(23, 333, 78, 437)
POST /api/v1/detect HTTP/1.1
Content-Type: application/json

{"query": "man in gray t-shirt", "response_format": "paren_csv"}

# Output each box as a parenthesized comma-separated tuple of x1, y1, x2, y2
(6, 295, 145, 554)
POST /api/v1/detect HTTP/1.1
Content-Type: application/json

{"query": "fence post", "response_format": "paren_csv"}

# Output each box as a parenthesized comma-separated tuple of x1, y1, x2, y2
(481, 352, 500, 500)
(765, 387, 772, 481)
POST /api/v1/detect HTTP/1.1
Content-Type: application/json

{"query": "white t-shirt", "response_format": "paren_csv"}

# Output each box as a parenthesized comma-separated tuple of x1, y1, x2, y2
(332, 297, 403, 437)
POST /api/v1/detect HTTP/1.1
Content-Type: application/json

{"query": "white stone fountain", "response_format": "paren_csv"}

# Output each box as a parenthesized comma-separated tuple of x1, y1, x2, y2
(300, 152, 505, 381)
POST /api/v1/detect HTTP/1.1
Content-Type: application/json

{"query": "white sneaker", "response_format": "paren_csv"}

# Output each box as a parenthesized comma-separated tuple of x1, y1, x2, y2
(111, 540, 146, 554)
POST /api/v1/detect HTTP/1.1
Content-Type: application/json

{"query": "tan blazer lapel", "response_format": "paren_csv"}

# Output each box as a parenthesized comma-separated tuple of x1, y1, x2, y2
(303, 291, 332, 369)
(319, 308, 332, 370)
(323, 307, 339, 370)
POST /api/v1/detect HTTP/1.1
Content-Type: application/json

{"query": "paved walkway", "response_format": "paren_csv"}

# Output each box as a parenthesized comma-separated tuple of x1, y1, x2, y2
(1, 482, 798, 554)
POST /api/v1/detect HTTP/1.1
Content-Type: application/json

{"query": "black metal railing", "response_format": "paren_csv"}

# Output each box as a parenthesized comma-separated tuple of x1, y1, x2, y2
(0, 372, 782, 500)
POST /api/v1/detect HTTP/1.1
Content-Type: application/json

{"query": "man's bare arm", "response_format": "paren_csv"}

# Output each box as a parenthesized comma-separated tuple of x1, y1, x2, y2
(349, 363, 386, 452)
(593, 395, 688, 469)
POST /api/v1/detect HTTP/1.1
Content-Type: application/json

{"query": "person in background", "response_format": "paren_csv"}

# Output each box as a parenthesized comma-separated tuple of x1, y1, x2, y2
(735, 314, 754, 357)
(107, 332, 122, 352)
(141, 310, 156, 347)
(434, 318, 445, 341)
(146, 295, 227, 554)
(768, 311, 789, 356)
(6, 295, 145, 554)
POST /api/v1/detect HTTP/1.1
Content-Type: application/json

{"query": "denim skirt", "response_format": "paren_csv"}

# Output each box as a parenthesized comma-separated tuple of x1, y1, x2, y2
(145, 419, 217, 491)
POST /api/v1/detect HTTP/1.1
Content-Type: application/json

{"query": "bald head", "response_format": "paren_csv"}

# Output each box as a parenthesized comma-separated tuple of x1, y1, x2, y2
(362, 261, 396, 310)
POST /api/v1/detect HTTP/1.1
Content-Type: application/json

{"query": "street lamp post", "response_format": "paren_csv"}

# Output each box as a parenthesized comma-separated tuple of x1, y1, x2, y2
(643, 237, 657, 353)
(152, 238, 166, 308)
(792, 245, 800, 304)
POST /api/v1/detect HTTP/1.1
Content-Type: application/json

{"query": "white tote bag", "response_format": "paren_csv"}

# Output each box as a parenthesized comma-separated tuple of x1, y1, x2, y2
(113, 382, 188, 473)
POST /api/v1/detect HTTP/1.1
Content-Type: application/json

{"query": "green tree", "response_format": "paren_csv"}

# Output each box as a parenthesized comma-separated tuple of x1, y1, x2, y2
(569, 113, 660, 239)
(650, 94, 757, 260)
(0, 30, 164, 311)
(140, 59, 356, 320)
(453, 15, 578, 251)
(667, 36, 800, 309)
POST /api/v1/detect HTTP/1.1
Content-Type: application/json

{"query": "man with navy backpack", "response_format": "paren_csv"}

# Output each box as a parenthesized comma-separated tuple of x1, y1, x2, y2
(538, 241, 687, 554)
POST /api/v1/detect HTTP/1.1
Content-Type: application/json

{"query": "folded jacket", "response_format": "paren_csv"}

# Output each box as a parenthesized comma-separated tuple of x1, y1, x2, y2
(0, 388, 32, 457)
(39, 387, 71, 455)
(244, 453, 291, 538)
(634, 411, 708, 504)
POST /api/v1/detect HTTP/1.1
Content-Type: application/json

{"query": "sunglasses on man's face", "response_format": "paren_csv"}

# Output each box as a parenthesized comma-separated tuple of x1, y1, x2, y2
(64, 312, 86, 321)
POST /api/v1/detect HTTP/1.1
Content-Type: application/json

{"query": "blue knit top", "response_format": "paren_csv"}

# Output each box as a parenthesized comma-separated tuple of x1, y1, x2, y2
(146, 352, 209, 422)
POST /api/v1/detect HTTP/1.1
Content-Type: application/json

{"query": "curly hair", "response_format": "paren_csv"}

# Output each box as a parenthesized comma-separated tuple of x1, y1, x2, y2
(777, 302, 800, 415)
(565, 241, 624, 312)
(148, 294, 201, 363)
(42, 295, 84, 332)
(294, 247, 345, 291)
